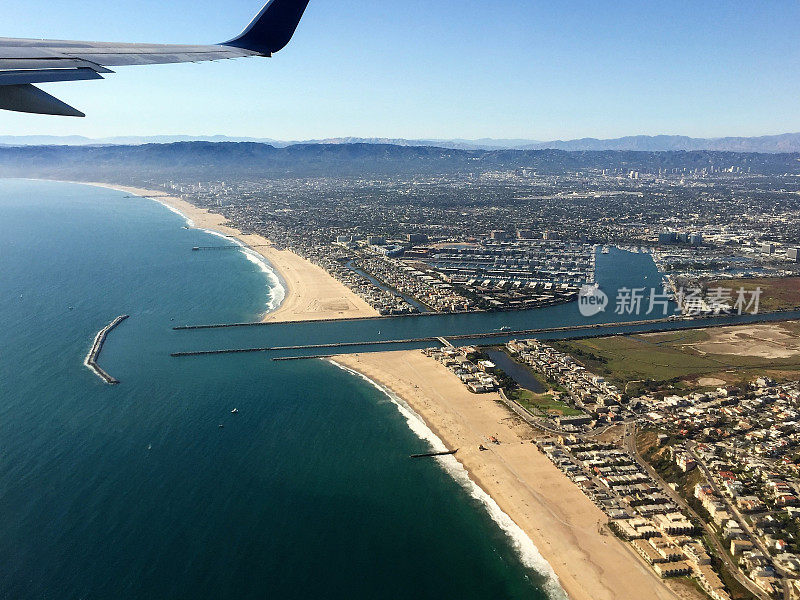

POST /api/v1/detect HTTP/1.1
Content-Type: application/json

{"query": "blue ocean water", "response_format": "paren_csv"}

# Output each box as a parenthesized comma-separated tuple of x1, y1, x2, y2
(0, 180, 560, 599)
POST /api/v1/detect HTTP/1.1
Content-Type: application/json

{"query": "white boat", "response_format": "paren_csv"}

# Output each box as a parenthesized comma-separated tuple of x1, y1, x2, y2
(231, 408, 239, 414)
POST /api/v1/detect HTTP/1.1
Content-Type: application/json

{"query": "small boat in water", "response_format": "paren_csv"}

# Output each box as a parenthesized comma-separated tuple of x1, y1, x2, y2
(231, 408, 239, 414)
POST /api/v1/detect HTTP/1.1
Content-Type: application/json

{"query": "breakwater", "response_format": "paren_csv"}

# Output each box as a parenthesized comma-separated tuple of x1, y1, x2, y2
(169, 317, 680, 357)
(84, 315, 128, 384)
(170, 311, 800, 359)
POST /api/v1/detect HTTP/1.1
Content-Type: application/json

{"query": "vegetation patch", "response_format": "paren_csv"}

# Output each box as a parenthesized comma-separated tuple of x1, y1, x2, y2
(552, 324, 800, 396)
(701, 276, 800, 313)
(508, 388, 583, 417)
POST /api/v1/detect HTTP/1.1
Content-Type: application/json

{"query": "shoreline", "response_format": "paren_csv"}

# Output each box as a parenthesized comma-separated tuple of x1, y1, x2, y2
(65, 180, 380, 324)
(329, 358, 570, 600)
(51, 178, 697, 598)
(333, 350, 700, 600)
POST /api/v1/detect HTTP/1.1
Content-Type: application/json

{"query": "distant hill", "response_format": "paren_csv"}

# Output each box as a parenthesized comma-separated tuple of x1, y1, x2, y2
(515, 133, 800, 153)
(0, 142, 798, 181)
(2, 133, 800, 153)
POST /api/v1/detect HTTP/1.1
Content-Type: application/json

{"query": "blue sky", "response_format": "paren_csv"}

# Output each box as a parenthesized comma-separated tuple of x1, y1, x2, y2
(2, 0, 799, 140)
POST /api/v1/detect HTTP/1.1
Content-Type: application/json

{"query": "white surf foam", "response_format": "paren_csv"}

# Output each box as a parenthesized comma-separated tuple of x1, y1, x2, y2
(149, 197, 195, 228)
(329, 360, 569, 600)
(196, 229, 287, 313)
(134, 192, 287, 316)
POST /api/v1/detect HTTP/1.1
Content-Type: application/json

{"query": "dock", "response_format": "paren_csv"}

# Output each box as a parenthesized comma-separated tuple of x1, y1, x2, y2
(84, 315, 129, 384)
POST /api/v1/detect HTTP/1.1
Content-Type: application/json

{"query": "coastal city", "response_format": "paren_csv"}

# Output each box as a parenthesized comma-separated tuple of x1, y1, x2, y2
(136, 162, 800, 318)
(122, 159, 800, 600)
(4, 1, 800, 600)
(417, 328, 800, 600)
(2, 147, 798, 600)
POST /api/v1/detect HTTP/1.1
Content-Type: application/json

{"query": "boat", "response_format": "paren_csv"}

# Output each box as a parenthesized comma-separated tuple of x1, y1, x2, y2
(498, 325, 511, 332)
(218, 424, 224, 428)
(231, 408, 239, 414)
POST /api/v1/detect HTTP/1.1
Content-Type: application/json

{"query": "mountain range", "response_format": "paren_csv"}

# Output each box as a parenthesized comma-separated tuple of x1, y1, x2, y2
(0, 142, 797, 181)
(2, 133, 800, 153)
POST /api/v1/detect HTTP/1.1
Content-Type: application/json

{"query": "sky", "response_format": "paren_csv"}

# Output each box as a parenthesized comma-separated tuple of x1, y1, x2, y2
(2, 0, 799, 140)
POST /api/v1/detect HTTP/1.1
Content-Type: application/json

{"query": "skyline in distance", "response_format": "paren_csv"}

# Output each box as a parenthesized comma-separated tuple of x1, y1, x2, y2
(1, 0, 798, 140)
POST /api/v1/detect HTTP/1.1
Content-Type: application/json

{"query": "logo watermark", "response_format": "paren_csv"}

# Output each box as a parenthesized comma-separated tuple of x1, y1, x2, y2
(577, 285, 762, 317)
(578, 284, 609, 317)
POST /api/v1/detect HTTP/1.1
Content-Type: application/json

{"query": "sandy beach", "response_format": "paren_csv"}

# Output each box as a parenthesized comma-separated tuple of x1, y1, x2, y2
(77, 182, 379, 323)
(334, 350, 701, 600)
(70, 180, 698, 599)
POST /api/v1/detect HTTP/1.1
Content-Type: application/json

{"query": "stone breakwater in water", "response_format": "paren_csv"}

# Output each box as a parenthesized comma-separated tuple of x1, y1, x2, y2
(84, 315, 129, 384)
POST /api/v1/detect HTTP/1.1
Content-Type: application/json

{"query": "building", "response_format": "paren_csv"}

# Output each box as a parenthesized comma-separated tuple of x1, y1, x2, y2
(406, 233, 428, 244)
(762, 242, 776, 255)
(654, 562, 692, 578)
(367, 235, 386, 246)
(788, 247, 800, 263)
(490, 230, 508, 241)
(517, 229, 536, 239)
(689, 233, 703, 246)
(659, 232, 677, 245)
(653, 512, 694, 535)
(557, 414, 592, 427)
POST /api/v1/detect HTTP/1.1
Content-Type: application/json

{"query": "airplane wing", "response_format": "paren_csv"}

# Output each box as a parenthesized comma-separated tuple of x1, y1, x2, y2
(0, 0, 310, 117)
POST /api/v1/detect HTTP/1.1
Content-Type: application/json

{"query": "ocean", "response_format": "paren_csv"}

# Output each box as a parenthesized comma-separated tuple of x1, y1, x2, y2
(0, 179, 562, 600)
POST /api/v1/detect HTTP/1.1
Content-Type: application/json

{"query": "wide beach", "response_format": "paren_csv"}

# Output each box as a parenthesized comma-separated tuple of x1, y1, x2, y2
(77, 182, 379, 323)
(333, 350, 702, 600)
(75, 181, 699, 599)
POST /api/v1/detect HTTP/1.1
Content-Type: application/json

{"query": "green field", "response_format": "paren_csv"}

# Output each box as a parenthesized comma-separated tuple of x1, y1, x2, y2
(551, 322, 800, 396)
(703, 276, 800, 313)
(508, 388, 583, 417)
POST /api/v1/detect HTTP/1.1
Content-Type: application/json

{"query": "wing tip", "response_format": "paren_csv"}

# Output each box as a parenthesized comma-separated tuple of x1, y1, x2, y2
(222, 0, 310, 55)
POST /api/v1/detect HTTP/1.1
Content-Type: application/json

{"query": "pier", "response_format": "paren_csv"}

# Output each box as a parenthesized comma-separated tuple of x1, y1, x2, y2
(410, 449, 458, 459)
(191, 244, 272, 251)
(171, 336, 442, 357)
(84, 315, 129, 384)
